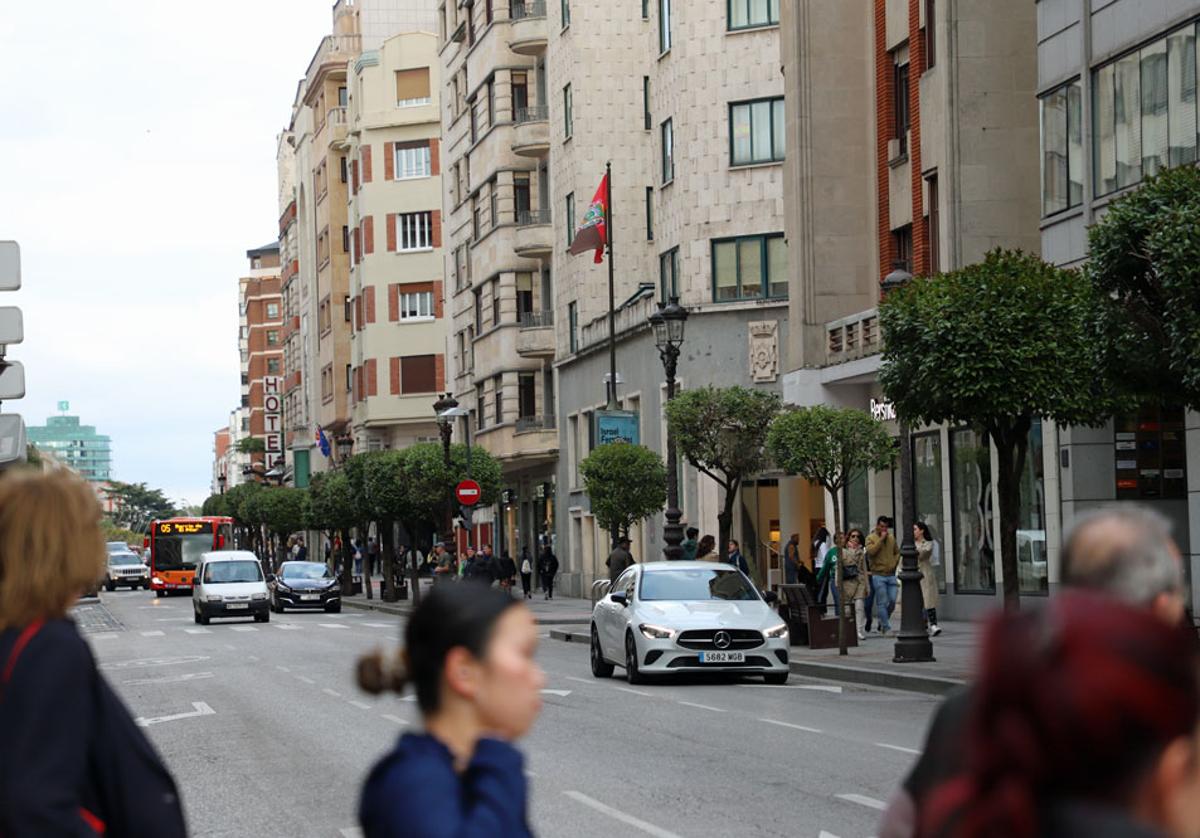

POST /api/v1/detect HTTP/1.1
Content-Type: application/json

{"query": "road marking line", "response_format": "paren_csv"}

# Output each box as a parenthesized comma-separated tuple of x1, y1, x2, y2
(837, 793, 887, 811)
(90, 633, 118, 641)
(759, 718, 822, 734)
(348, 700, 373, 710)
(616, 686, 654, 697)
(231, 626, 258, 632)
(276, 665, 291, 672)
(339, 828, 363, 838)
(565, 676, 593, 685)
(382, 714, 408, 726)
(274, 624, 302, 630)
(875, 743, 921, 755)
(296, 676, 316, 685)
(319, 623, 348, 630)
(738, 683, 843, 693)
(563, 791, 683, 838)
(819, 831, 842, 838)
(676, 700, 725, 713)
(135, 701, 215, 728)
(362, 622, 394, 628)
(124, 672, 214, 686)
(183, 628, 211, 635)
(323, 688, 343, 698)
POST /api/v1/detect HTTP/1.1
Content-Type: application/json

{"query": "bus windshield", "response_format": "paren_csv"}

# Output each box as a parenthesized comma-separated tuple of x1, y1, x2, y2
(153, 521, 215, 571)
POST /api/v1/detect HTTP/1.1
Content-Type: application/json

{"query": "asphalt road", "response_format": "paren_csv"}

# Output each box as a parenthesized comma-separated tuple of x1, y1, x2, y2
(79, 590, 939, 838)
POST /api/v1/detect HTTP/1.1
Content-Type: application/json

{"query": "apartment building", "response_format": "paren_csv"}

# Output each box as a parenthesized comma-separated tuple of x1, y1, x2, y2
(212, 427, 231, 494)
(240, 244, 284, 479)
(347, 32, 447, 452)
(1038, 0, 1200, 611)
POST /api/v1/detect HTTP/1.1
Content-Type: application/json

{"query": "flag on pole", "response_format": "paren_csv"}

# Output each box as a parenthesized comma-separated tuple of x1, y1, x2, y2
(316, 426, 331, 457)
(568, 174, 608, 264)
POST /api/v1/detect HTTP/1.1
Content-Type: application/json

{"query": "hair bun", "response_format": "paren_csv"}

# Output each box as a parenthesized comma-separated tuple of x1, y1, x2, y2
(357, 649, 408, 696)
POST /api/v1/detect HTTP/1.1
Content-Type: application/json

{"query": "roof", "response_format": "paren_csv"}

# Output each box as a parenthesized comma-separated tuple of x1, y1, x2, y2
(245, 242, 280, 258)
(638, 561, 738, 570)
(200, 550, 258, 562)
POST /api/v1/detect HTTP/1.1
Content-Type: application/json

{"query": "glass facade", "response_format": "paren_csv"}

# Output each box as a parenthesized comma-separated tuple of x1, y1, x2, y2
(950, 427, 995, 594)
(27, 414, 113, 483)
(1018, 419, 1047, 595)
(843, 467, 869, 534)
(912, 431, 947, 593)
(1039, 80, 1083, 215)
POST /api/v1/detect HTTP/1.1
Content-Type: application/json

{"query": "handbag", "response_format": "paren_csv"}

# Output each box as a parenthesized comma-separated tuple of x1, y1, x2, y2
(842, 563, 860, 580)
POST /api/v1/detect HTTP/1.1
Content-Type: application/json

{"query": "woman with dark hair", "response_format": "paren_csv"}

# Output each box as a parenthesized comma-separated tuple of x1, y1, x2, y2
(695, 534, 717, 561)
(914, 522, 941, 637)
(358, 582, 545, 836)
(921, 591, 1200, 838)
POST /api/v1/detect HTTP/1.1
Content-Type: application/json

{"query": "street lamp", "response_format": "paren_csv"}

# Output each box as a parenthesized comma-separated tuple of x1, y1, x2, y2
(649, 296, 688, 561)
(433, 392, 459, 551)
(881, 261, 935, 663)
(217, 473, 227, 495)
(438, 404, 473, 552)
(335, 434, 354, 466)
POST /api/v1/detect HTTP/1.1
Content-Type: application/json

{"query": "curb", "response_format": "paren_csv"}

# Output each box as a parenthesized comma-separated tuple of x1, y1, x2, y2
(345, 599, 591, 626)
(546, 627, 966, 697)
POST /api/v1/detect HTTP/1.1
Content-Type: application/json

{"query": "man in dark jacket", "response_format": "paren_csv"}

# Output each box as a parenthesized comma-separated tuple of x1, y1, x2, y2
(538, 547, 559, 599)
(606, 537, 634, 583)
(680, 527, 699, 561)
(726, 539, 750, 575)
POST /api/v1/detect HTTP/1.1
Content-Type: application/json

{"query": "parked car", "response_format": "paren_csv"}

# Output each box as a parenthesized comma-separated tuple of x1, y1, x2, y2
(106, 541, 130, 554)
(590, 561, 790, 685)
(192, 551, 269, 625)
(105, 550, 150, 591)
(268, 561, 342, 613)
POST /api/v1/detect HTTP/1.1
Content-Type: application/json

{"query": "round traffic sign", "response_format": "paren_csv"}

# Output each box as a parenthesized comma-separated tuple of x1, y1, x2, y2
(455, 479, 482, 506)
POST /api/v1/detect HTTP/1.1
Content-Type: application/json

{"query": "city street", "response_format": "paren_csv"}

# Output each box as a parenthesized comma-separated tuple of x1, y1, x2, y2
(80, 590, 938, 838)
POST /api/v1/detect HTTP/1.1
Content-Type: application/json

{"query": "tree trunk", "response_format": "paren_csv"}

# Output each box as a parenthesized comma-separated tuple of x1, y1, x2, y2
(340, 527, 355, 596)
(993, 420, 1030, 613)
(382, 520, 397, 602)
(830, 487, 848, 656)
(409, 534, 422, 607)
(717, 477, 739, 562)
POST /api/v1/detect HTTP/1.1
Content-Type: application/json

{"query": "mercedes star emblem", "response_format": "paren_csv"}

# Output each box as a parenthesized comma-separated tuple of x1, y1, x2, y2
(713, 631, 732, 650)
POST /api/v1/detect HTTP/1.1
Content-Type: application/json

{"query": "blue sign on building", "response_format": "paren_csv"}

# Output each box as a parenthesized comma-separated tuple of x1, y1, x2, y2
(595, 410, 640, 446)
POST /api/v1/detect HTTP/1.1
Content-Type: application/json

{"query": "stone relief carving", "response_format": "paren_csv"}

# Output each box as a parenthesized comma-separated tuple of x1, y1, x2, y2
(748, 320, 778, 383)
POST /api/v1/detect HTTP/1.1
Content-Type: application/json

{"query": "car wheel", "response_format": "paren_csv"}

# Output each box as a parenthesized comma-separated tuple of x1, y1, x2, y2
(590, 625, 614, 678)
(143, 581, 151, 590)
(193, 607, 202, 624)
(625, 632, 646, 685)
(326, 604, 341, 614)
(764, 671, 789, 685)
(105, 580, 115, 592)
(255, 612, 269, 623)
(155, 590, 166, 598)
(198, 612, 210, 626)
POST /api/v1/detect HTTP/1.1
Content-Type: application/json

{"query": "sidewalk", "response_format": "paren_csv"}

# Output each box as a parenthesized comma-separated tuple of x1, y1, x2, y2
(342, 580, 594, 625)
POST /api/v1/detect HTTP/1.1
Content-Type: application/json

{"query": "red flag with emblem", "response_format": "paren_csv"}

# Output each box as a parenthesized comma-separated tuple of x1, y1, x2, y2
(568, 175, 608, 264)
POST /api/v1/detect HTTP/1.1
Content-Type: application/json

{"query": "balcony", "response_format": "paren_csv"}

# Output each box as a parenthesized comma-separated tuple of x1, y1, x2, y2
(825, 308, 880, 365)
(512, 106, 550, 157)
(326, 106, 348, 145)
(514, 208, 552, 258)
(516, 310, 555, 357)
(516, 414, 556, 433)
(509, 1, 548, 55)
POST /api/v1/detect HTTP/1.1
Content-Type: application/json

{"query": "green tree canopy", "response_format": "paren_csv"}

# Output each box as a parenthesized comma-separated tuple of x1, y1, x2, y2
(236, 437, 266, 454)
(201, 493, 231, 517)
(366, 443, 503, 533)
(307, 471, 357, 532)
(223, 482, 265, 528)
(255, 487, 309, 538)
(1087, 164, 1200, 409)
(665, 385, 781, 552)
(879, 249, 1110, 609)
(580, 441, 667, 545)
(106, 481, 178, 530)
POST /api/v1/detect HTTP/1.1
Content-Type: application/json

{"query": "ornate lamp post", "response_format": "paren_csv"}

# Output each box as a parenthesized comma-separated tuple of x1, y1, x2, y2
(881, 262, 935, 663)
(433, 392, 459, 553)
(649, 296, 688, 561)
(217, 473, 227, 495)
(335, 434, 354, 466)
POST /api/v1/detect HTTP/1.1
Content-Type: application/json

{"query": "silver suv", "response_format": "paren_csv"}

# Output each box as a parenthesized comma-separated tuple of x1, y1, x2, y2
(106, 551, 150, 591)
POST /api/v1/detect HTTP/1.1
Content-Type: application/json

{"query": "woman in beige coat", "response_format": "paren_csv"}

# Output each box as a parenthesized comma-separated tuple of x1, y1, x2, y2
(914, 521, 942, 637)
(839, 529, 870, 641)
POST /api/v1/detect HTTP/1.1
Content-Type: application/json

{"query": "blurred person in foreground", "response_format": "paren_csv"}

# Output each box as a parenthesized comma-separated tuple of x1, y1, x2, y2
(357, 582, 544, 836)
(920, 591, 1200, 837)
(882, 505, 1191, 838)
(0, 469, 186, 837)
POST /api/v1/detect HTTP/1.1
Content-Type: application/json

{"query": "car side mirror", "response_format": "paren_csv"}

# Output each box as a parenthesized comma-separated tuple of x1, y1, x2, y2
(761, 590, 778, 605)
(611, 591, 629, 607)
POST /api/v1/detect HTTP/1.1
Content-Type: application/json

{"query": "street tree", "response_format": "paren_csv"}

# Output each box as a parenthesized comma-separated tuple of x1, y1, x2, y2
(200, 493, 231, 517)
(255, 488, 309, 570)
(236, 437, 266, 455)
(224, 482, 265, 557)
(106, 481, 178, 531)
(307, 471, 358, 573)
(1087, 164, 1200, 409)
(665, 386, 781, 554)
(767, 405, 896, 653)
(579, 441, 667, 549)
(879, 249, 1111, 610)
(342, 452, 380, 595)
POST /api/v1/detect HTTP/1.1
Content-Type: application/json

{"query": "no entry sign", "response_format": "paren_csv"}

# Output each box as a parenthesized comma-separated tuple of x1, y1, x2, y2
(455, 479, 482, 506)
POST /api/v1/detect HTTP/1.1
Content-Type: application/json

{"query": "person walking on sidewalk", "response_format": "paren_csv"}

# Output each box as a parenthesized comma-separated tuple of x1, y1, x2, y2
(357, 583, 544, 837)
(695, 534, 717, 561)
(914, 522, 941, 637)
(0, 470, 188, 838)
(783, 533, 802, 585)
(538, 546, 559, 599)
(840, 530, 869, 641)
(606, 537, 634, 583)
(497, 551, 517, 597)
(681, 527, 699, 562)
(866, 516, 900, 636)
(726, 540, 750, 575)
(519, 548, 533, 600)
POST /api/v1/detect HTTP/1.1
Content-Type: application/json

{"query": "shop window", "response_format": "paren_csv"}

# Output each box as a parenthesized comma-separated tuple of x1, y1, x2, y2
(950, 426, 995, 594)
(912, 431, 947, 593)
(1018, 418, 1047, 595)
(843, 467, 869, 534)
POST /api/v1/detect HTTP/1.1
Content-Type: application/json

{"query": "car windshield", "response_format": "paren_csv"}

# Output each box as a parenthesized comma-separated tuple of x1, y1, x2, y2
(281, 562, 333, 580)
(106, 542, 128, 553)
(202, 560, 263, 584)
(639, 568, 760, 602)
(109, 553, 141, 565)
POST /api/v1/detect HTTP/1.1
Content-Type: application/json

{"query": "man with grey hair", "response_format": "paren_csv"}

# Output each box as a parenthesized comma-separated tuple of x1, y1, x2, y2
(879, 504, 1189, 838)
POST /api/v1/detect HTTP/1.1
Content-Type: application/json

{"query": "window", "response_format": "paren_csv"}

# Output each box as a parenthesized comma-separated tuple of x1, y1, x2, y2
(924, 0, 936, 69)
(516, 272, 534, 317)
(1039, 80, 1083, 216)
(568, 301, 578, 352)
(894, 59, 910, 155)
(342, 225, 350, 253)
(395, 142, 431, 179)
(338, 86, 348, 107)
(339, 156, 348, 183)
(518, 373, 536, 418)
(712, 233, 787, 302)
(398, 212, 433, 251)
(561, 0, 570, 26)
(926, 172, 940, 275)
(1018, 418, 1047, 595)
(642, 0, 648, 20)
(646, 186, 654, 240)
(491, 278, 501, 326)
(659, 0, 672, 52)
(730, 97, 784, 165)
(659, 247, 679, 300)
(565, 192, 575, 246)
(345, 363, 353, 391)
(728, 0, 778, 30)
(951, 427, 995, 594)
(1094, 24, 1197, 197)
(514, 173, 531, 218)
(344, 295, 352, 322)
(474, 288, 483, 332)
(893, 225, 913, 272)
(476, 383, 486, 429)
(563, 84, 573, 139)
(485, 0, 493, 24)
(267, 358, 281, 375)
(266, 302, 279, 319)
(643, 77, 651, 130)
(399, 290, 434, 320)
(400, 355, 437, 394)
(512, 72, 528, 120)
(912, 431, 947, 594)
(493, 374, 504, 424)
(396, 67, 432, 107)
(661, 118, 674, 183)
(266, 330, 280, 346)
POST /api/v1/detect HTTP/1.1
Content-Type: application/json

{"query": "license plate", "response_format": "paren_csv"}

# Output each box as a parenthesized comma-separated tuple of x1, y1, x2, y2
(698, 651, 745, 663)
(301, 594, 320, 601)
(225, 603, 248, 610)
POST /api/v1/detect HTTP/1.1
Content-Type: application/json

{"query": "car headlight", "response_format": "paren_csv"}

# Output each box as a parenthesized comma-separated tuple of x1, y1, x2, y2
(251, 592, 267, 601)
(276, 582, 291, 593)
(152, 577, 163, 585)
(204, 595, 223, 603)
(764, 623, 789, 639)
(639, 623, 675, 640)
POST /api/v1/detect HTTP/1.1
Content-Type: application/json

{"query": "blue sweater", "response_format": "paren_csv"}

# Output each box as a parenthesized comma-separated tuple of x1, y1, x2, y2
(360, 732, 532, 837)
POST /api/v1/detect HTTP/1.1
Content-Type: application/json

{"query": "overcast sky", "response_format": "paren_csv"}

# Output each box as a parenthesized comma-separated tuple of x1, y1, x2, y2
(0, 1, 333, 505)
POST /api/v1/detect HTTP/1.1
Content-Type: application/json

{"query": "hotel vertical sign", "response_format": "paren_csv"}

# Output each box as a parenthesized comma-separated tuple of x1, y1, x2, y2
(263, 375, 284, 469)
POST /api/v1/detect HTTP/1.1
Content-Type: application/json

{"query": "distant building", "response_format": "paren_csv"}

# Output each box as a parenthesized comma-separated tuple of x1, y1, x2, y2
(27, 405, 112, 482)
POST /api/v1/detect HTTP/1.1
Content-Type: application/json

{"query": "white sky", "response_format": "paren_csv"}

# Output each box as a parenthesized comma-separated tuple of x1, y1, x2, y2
(0, 1, 333, 506)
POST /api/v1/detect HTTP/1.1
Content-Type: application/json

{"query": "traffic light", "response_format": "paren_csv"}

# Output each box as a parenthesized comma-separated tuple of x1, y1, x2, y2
(0, 241, 26, 466)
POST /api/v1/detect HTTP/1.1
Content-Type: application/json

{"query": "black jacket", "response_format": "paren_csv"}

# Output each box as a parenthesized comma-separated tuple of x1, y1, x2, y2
(538, 552, 559, 577)
(0, 619, 186, 838)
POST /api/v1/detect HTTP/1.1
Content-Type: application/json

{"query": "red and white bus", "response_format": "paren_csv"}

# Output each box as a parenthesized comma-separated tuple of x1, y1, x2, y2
(148, 516, 234, 595)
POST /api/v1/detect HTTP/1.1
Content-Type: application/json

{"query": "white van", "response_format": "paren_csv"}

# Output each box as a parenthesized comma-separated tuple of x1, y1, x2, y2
(192, 551, 270, 625)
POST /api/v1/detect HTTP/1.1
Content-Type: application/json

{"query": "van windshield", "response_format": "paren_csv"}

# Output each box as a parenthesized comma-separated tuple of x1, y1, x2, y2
(202, 561, 263, 584)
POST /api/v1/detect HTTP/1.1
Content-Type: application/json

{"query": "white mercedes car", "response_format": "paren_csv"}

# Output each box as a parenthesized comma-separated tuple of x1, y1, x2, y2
(590, 561, 790, 684)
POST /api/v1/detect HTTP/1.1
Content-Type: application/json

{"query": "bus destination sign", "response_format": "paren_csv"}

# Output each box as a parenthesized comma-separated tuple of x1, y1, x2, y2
(155, 521, 212, 535)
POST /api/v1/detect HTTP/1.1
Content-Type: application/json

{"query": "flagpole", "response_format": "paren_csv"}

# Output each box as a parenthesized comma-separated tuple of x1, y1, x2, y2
(605, 160, 617, 409)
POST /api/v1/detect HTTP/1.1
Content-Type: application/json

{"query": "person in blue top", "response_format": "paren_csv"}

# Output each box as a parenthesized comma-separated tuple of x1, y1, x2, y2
(358, 581, 545, 837)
